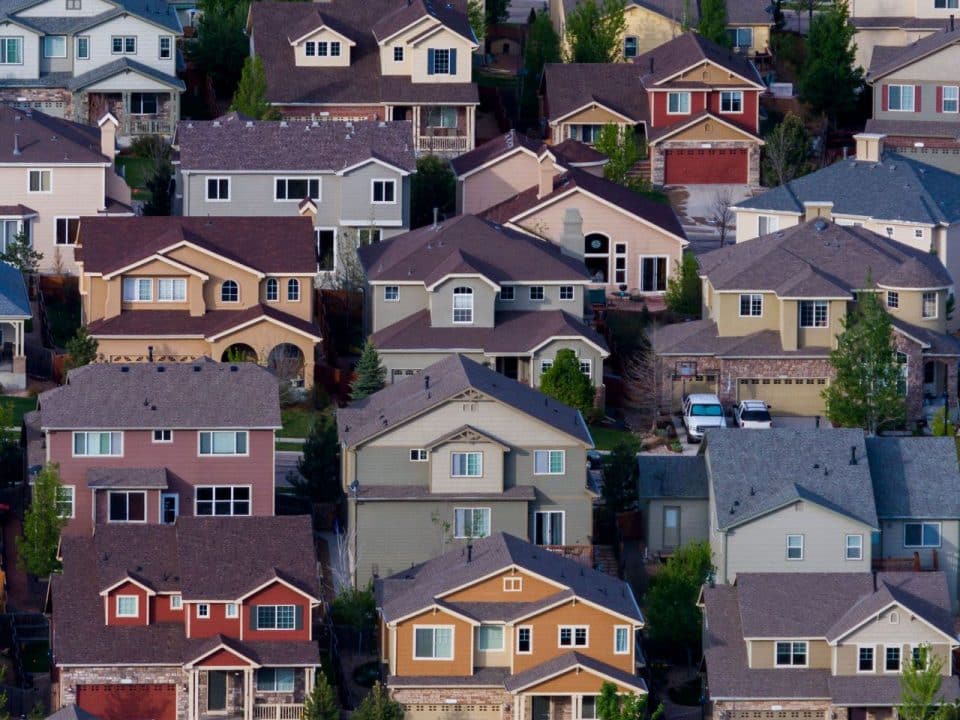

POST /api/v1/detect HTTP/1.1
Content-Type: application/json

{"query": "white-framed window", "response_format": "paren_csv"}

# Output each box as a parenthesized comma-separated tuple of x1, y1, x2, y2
(568, 124, 603, 143)
(29, 169, 52, 193)
(256, 668, 295, 692)
(431, 48, 451, 74)
(534, 450, 565, 475)
(75, 35, 89, 59)
(529, 286, 545, 301)
(153, 429, 173, 443)
(0, 37, 23, 65)
(197, 603, 210, 618)
(727, 26, 753, 48)
(560, 285, 575, 301)
(409, 449, 428, 462)
(266, 278, 279, 302)
(43, 35, 66, 58)
(886, 290, 899, 309)
(477, 625, 504, 651)
(331, 41, 341, 57)
(111, 36, 137, 54)
(623, 35, 638, 58)
(257, 604, 296, 630)
(452, 286, 473, 323)
(775, 641, 808, 667)
(582, 697, 599, 720)
(170, 594, 182, 610)
(316, 41, 329, 56)
(799, 300, 828, 328)
(540, 359, 553, 374)
(905, 521, 941, 548)
(888, 84, 915, 112)
(614, 626, 630, 654)
(503, 576, 522, 592)
(196, 485, 251, 516)
(858, 645, 874, 672)
(720, 91, 743, 113)
(845, 534, 863, 560)
(220, 280, 239, 303)
(885, 645, 901, 672)
(667, 92, 691, 114)
(287, 278, 300, 301)
(739, 293, 762, 317)
(897, 350, 908, 395)
(453, 507, 490, 538)
(158, 278, 186, 302)
(499, 286, 515, 301)
(129, 92, 158, 115)
(305, 41, 316, 56)
(109, 491, 146, 522)
(372, 179, 396, 204)
(922, 291, 938, 319)
(275, 177, 320, 201)
(935, 0, 959, 8)
(116, 595, 139, 617)
(758, 215, 779, 235)
(414, 626, 454, 659)
(911, 645, 930, 670)
(73, 431, 122, 457)
(451, 452, 482, 477)
(579, 358, 592, 377)
(206, 177, 230, 201)
(534, 510, 564, 545)
(159, 35, 172, 59)
(517, 626, 532, 653)
(122, 277, 153, 302)
(393, 45, 404, 62)
(614, 242, 627, 285)
(198, 431, 248, 456)
(558, 626, 588, 648)
(56, 485, 75, 519)
(384, 285, 400, 302)
(425, 106, 457, 128)
(640, 256, 668, 292)
(943, 86, 959, 113)
(226, 603, 239, 618)
(786, 534, 804, 560)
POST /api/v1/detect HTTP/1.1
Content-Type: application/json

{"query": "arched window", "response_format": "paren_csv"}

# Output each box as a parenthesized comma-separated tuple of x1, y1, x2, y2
(287, 278, 300, 301)
(452, 286, 473, 324)
(266, 278, 278, 302)
(221, 280, 239, 303)
(585, 233, 610, 284)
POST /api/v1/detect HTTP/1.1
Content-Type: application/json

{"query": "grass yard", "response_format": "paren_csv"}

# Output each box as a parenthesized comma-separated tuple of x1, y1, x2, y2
(0, 396, 36, 427)
(281, 405, 321, 438)
(115, 155, 153, 190)
(589, 425, 638, 451)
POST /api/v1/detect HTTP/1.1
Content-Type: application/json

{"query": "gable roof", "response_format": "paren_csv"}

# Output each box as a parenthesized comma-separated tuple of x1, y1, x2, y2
(337, 354, 593, 447)
(866, 436, 960, 519)
(68, 57, 185, 92)
(638, 455, 708, 499)
(560, 0, 771, 27)
(0, 106, 110, 165)
(632, 32, 764, 87)
(503, 651, 648, 693)
(372, 0, 475, 44)
(450, 129, 545, 176)
(867, 28, 960, 80)
(705, 428, 879, 531)
(0, 0, 182, 34)
(542, 62, 648, 123)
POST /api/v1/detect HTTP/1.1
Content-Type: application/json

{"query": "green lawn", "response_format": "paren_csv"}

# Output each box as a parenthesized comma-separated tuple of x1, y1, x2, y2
(0, 396, 36, 427)
(280, 405, 330, 438)
(589, 425, 638, 451)
(115, 155, 153, 190)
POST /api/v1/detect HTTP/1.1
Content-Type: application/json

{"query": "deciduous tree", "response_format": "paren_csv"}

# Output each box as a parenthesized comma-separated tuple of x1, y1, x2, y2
(644, 541, 713, 651)
(798, 1, 863, 126)
(595, 124, 651, 194)
(17, 464, 67, 577)
(899, 645, 948, 720)
(762, 111, 812, 187)
(597, 682, 665, 720)
(564, 0, 628, 63)
(350, 340, 387, 400)
(698, 0, 731, 48)
(230, 56, 280, 120)
(539, 348, 595, 414)
(468, 0, 486, 43)
(664, 251, 701, 316)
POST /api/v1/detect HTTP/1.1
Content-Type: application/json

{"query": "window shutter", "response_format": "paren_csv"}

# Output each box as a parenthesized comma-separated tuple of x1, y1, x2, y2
(937, 85, 943, 113)
(915, 85, 921, 112)
(427, 48, 435, 75)
(295, 605, 304, 631)
(449, 48, 457, 75)
(881, 85, 888, 111)
(250, 606, 257, 630)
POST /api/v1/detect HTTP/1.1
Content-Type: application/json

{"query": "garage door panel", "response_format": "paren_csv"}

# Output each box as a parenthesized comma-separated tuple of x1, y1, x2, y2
(725, 711, 823, 720)
(664, 148, 747, 184)
(77, 684, 176, 720)
(671, 373, 719, 406)
(738, 377, 828, 417)
(403, 704, 503, 720)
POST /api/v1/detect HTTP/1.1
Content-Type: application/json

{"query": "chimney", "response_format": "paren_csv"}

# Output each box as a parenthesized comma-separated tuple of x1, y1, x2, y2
(849, 445, 858, 465)
(12, 133, 20, 156)
(803, 201, 833, 223)
(537, 154, 558, 199)
(97, 113, 118, 163)
(853, 132, 885, 163)
(560, 207, 585, 261)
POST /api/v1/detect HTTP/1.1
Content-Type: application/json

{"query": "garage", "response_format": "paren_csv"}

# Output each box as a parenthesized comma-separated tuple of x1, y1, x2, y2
(402, 703, 503, 720)
(77, 683, 177, 720)
(664, 147, 748, 184)
(737, 377, 828, 417)
(671, 372, 719, 407)
(723, 711, 825, 720)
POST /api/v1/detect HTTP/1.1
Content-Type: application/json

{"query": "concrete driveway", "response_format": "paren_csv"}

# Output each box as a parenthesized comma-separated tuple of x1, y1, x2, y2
(667, 183, 756, 235)
(771, 415, 832, 429)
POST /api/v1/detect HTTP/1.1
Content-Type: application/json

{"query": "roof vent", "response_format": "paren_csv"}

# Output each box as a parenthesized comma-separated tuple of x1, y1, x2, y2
(120, 366, 130, 373)
(814, 218, 828, 232)
(157, 366, 165, 372)
(245, 121, 253, 128)
(230, 365, 239, 372)
(193, 365, 201, 372)
(379, 121, 386, 128)
(212, 120, 221, 127)
(280, 121, 288, 128)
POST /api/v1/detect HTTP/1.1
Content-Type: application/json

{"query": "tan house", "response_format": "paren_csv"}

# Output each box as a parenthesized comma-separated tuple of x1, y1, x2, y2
(653, 217, 960, 419)
(850, 0, 955, 70)
(75, 216, 322, 387)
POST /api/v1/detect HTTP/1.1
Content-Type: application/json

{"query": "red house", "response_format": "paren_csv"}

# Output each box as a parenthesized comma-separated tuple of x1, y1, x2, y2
(51, 515, 322, 720)
(26, 360, 281, 535)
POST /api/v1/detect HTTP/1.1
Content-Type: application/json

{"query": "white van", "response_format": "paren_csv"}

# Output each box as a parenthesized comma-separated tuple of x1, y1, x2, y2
(682, 393, 726, 442)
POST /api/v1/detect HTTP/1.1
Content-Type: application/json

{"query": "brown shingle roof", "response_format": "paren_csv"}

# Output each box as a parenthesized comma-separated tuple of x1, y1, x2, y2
(449, 130, 545, 176)
(549, 138, 607, 165)
(86, 468, 169, 489)
(504, 652, 647, 692)
(561, 0, 772, 27)
(542, 62, 649, 122)
(652, 318, 831, 358)
(0, 106, 109, 165)
(372, 0, 475, 44)
(632, 31, 764, 86)
(867, 28, 960, 79)
(865, 118, 960, 140)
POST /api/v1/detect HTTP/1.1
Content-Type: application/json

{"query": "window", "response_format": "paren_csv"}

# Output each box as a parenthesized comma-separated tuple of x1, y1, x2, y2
(534, 510, 564, 545)
(199, 431, 248, 456)
(196, 485, 251, 516)
(720, 91, 743, 113)
(255, 605, 295, 630)
(56, 486, 74, 519)
(623, 35, 638, 57)
(111, 36, 136, 54)
(109, 491, 146, 522)
(29, 170, 51, 193)
(912, 646, 929, 669)
(0, 37, 22, 64)
(170, 595, 182, 610)
(317, 41, 328, 56)
(775, 641, 808, 667)
(275, 177, 320, 201)
(915, 228, 925, 239)
(128, 93, 159, 115)
(452, 286, 473, 323)
(226, 603, 239, 618)
(159, 35, 172, 59)
(886, 290, 899, 309)
(256, 668, 295, 692)
(558, 626, 588, 647)
(451, 452, 482, 477)
(727, 26, 753, 48)
(503, 576, 522, 592)
(266, 278, 278, 301)
(517, 626, 532, 653)
(529, 286, 545, 301)
(414, 626, 454, 659)
(122, 277, 153, 302)
(614, 626, 630, 654)
(384, 286, 399, 302)
(640, 256, 668, 292)
(305, 41, 316, 56)
(888, 84, 915, 112)
(534, 450, 565, 475)
(758, 215, 778, 235)
(43, 35, 66, 58)
(858, 646, 874, 672)
(667, 92, 691, 114)
(116, 595, 139, 617)
(580, 358, 592, 377)
(393, 46, 404, 62)
(500, 286, 515, 301)
(220, 280, 239, 303)
(287, 278, 300, 301)
(153, 429, 172, 443)
(197, 603, 210, 618)
(786, 534, 804, 560)
(739, 294, 762, 317)
(425, 106, 457, 128)
(75, 35, 89, 59)
(886, 646, 901, 672)
(431, 48, 452, 74)
(540, 359, 553, 374)
(935, 0, 959, 7)
(614, 242, 627, 285)
(905, 522, 941, 548)
(358, 228, 382, 245)
(560, 285, 575, 301)
(943, 86, 959, 113)
(206, 177, 230, 201)
(0, 219, 27, 253)
(158, 278, 186, 302)
(409, 449, 428, 462)
(846, 534, 863, 560)
(73, 431, 122, 456)
(897, 351, 908, 395)
(372, 179, 396, 204)
(55, 217, 79, 245)
(568, 124, 603, 143)
(799, 300, 828, 328)
(582, 697, 598, 720)
(477, 625, 504, 651)
(923, 291, 937, 319)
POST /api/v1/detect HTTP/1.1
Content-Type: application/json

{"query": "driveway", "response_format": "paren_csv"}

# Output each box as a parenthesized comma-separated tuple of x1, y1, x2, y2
(771, 415, 832, 429)
(667, 184, 756, 237)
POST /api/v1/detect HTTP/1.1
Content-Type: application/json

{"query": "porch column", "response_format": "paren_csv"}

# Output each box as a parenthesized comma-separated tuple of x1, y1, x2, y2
(121, 91, 131, 135)
(305, 667, 314, 695)
(413, 105, 422, 152)
(515, 695, 524, 720)
(467, 105, 475, 150)
(187, 669, 195, 720)
(245, 668, 254, 720)
(171, 91, 181, 132)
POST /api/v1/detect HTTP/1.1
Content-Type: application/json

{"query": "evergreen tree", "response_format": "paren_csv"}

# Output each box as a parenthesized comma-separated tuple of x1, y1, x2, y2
(698, 0, 731, 48)
(524, 11, 562, 78)
(485, 0, 511, 26)
(602, 438, 641, 512)
(798, 2, 863, 126)
(410, 155, 455, 228)
(303, 673, 339, 720)
(539, 348, 595, 415)
(0, 232, 42, 274)
(17, 464, 67, 577)
(352, 683, 404, 720)
(293, 415, 342, 503)
(231, 56, 280, 120)
(468, 0, 486, 43)
(143, 159, 173, 215)
(64, 326, 99, 369)
(191, 0, 249, 98)
(762, 111, 812, 187)
(564, 0, 628, 63)
(664, 251, 702, 316)
(644, 541, 713, 651)
(350, 340, 387, 400)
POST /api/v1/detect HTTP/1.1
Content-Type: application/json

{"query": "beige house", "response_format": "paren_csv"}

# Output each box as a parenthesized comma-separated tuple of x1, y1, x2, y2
(637, 455, 708, 559)
(850, 0, 955, 70)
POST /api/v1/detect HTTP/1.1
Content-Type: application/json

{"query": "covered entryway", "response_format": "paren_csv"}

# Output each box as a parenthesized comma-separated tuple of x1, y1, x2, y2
(737, 377, 828, 416)
(664, 148, 748, 184)
(77, 683, 176, 720)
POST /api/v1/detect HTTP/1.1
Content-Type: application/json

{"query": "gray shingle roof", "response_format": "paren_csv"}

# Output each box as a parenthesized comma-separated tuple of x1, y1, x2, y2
(638, 455, 708, 499)
(867, 29, 960, 80)
(504, 652, 647, 692)
(633, 31, 764, 87)
(705, 428, 879, 531)
(890, 317, 960, 356)
(46, 706, 103, 720)
(0, 0, 181, 32)
(387, 667, 510, 687)
(867, 436, 960, 518)
(828, 675, 960, 706)
(652, 318, 831, 358)
(354, 484, 536, 501)
(865, 118, 960, 141)
(86, 467, 169, 489)
(68, 58, 184, 92)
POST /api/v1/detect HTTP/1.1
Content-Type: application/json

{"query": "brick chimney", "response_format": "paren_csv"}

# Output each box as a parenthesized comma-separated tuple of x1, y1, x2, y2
(97, 113, 119, 163)
(560, 207, 584, 261)
(803, 201, 833, 222)
(853, 132, 885, 163)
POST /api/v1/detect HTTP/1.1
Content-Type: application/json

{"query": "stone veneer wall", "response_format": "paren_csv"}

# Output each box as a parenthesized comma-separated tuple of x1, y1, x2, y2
(650, 140, 761, 186)
(59, 666, 187, 719)
(0, 88, 73, 119)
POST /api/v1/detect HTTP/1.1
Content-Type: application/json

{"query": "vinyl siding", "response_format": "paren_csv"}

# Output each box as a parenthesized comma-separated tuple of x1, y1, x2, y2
(429, 277, 497, 328)
(340, 162, 406, 227)
(749, 639, 831, 670)
(431, 441, 504, 493)
(645, 498, 710, 556)
(879, 519, 960, 610)
(444, 569, 563, 603)
(84, 15, 178, 75)
(496, 284, 585, 317)
(371, 284, 430, 333)
(0, 23, 40, 78)
(835, 640, 951, 675)
(459, 152, 540, 216)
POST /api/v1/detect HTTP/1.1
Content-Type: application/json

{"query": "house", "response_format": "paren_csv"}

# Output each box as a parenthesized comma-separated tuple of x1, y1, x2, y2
(652, 217, 960, 419)
(75, 216, 323, 387)
(541, 33, 766, 185)
(25, 359, 281, 535)
(51, 515, 322, 720)
(701, 572, 960, 720)
(172, 115, 417, 272)
(338, 354, 597, 585)
(864, 27, 960, 173)
(0, 0, 184, 142)
(0, 261, 31, 390)
(358, 213, 610, 388)
(637, 455, 708, 558)
(548, 0, 773, 59)
(850, 0, 954, 71)
(0, 106, 132, 274)
(377, 532, 647, 720)
(247, 0, 480, 157)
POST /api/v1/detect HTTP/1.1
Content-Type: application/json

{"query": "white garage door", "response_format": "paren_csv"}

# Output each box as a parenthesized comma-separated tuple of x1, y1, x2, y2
(725, 711, 824, 720)
(403, 704, 503, 720)
(737, 377, 828, 417)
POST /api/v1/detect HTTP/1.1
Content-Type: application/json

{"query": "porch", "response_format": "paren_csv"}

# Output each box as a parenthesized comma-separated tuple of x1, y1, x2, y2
(516, 694, 595, 720)
(81, 89, 180, 139)
(388, 104, 475, 156)
(0, 318, 28, 391)
(188, 667, 312, 720)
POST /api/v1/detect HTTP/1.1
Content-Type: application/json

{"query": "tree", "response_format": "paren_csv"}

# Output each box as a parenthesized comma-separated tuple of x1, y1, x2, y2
(762, 111, 812, 187)
(486, 0, 511, 26)
(0, 232, 43, 274)
(17, 464, 67, 577)
(468, 0, 486, 43)
(564, 0, 628, 63)
(823, 287, 905, 434)
(303, 673, 339, 720)
(521, 11, 562, 121)
(292, 414, 342, 503)
(597, 682, 665, 720)
(664, 251, 701, 316)
(644, 541, 713, 652)
(410, 155, 455, 229)
(594, 124, 651, 194)
(64, 326, 99, 368)
(190, 0, 250, 98)
(711, 188, 734, 247)
(798, 1, 863, 126)
(698, 0, 730, 48)
(539, 348, 595, 415)
(352, 683, 404, 720)
(900, 645, 948, 720)
(230, 56, 280, 120)
(623, 324, 669, 424)
(351, 340, 387, 400)
(143, 158, 173, 215)
(0, 402, 22, 490)
(602, 438, 640, 512)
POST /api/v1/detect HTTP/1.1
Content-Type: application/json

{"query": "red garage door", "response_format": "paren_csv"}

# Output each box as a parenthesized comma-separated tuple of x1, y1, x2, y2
(77, 684, 176, 720)
(664, 148, 748, 184)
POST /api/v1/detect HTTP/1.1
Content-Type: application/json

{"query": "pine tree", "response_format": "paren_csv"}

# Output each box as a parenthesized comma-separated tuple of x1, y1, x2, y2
(0, 232, 43, 274)
(352, 683, 404, 720)
(293, 415, 341, 503)
(698, 0, 731, 48)
(664, 251, 702, 316)
(303, 673, 339, 720)
(798, 1, 863, 126)
(539, 349, 595, 414)
(230, 56, 280, 120)
(17, 464, 67, 577)
(65, 326, 99, 369)
(350, 340, 387, 400)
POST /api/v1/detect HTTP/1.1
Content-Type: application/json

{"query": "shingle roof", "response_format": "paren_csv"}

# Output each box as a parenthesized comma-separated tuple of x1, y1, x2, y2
(449, 130, 544, 176)
(387, 667, 511, 687)
(503, 651, 647, 692)
(632, 32, 764, 87)
(734, 153, 960, 225)
(867, 29, 960, 80)
(865, 118, 960, 141)
(866, 436, 960, 518)
(851, 16, 949, 29)
(372, 0, 475, 44)
(355, 484, 537, 501)
(542, 63, 649, 122)
(46, 706, 103, 720)
(338, 354, 594, 446)
(890, 317, 960, 356)
(68, 58, 184, 92)
(638, 455, 708, 499)
(0, 0, 181, 33)
(0, 106, 109, 165)
(652, 318, 831, 358)
(175, 119, 415, 173)
(37, 359, 281, 430)
(561, 0, 771, 26)
(828, 675, 960, 706)
(549, 138, 607, 165)
(0, 262, 31, 318)
(705, 428, 879, 531)
(86, 467, 169, 489)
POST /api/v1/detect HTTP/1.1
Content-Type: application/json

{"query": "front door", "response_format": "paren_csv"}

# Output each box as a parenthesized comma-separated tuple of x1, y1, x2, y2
(663, 506, 681, 549)
(161, 493, 179, 524)
(207, 671, 227, 712)
(532, 697, 550, 720)
(496, 357, 518, 380)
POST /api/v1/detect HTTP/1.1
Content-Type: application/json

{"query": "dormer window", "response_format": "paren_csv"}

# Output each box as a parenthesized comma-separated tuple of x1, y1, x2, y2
(305, 41, 316, 56)
(116, 595, 139, 617)
(452, 287, 473, 324)
(427, 48, 456, 75)
(393, 46, 404, 62)
(221, 280, 239, 303)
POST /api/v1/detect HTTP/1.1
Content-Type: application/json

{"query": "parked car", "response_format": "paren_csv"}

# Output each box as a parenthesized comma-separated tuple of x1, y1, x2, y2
(734, 400, 773, 429)
(682, 393, 726, 442)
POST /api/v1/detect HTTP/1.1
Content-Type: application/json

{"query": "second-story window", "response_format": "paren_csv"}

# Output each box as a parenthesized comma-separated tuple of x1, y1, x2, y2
(477, 625, 504, 651)
(266, 278, 278, 301)
(66, 0, 81, 8)
(517, 626, 532, 653)
(905, 521, 941, 548)
(275, 178, 320, 201)
(728, 27, 753, 48)
(153, 429, 173, 443)
(257, 605, 296, 630)
(111, 36, 137, 54)
(451, 452, 482, 477)
(206, 177, 230, 201)
(887, 84, 915, 112)
(739, 294, 762, 317)
(503, 576, 522, 592)
(775, 641, 808, 667)
(28, 169, 51, 193)
(75, 36, 89, 60)
(74, 431, 122, 456)
(560, 285, 575, 301)
(109, 491, 146, 522)
(226, 603, 239, 618)
(452, 286, 473, 323)
(393, 46, 404, 62)
(198, 603, 210, 618)
(720, 91, 743, 113)
(614, 626, 630, 654)
(859, 646, 874, 672)
(529, 286, 545, 302)
(845, 534, 863, 560)
(886, 290, 899, 309)
(57, 486, 75, 519)
(558, 626, 588, 648)
(123, 277, 153, 302)
(409, 449, 428, 461)
(116, 595, 139, 617)
(221, 280, 239, 303)
(0, 38, 23, 65)
(159, 36, 172, 59)
(922, 291, 938, 319)
(170, 595, 182, 610)
(158, 278, 186, 302)
(667, 92, 691, 114)
(499, 286, 515, 301)
(384, 286, 399, 302)
(798, 300, 828, 328)
(287, 278, 300, 301)
(623, 35, 638, 58)
(534, 450, 565, 475)
(786, 534, 804, 560)
(428, 48, 455, 75)
(414, 626, 454, 659)
(886, 646, 901, 672)
(454, 507, 490, 538)
(199, 430, 248, 455)
(943, 86, 959, 113)
(305, 41, 316, 56)
(372, 179, 396, 204)
(43, 36, 66, 58)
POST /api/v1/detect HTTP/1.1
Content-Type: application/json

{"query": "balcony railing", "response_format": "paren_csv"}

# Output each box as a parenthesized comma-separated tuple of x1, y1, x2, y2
(125, 116, 173, 136)
(872, 550, 938, 573)
(416, 135, 470, 154)
(253, 704, 304, 720)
